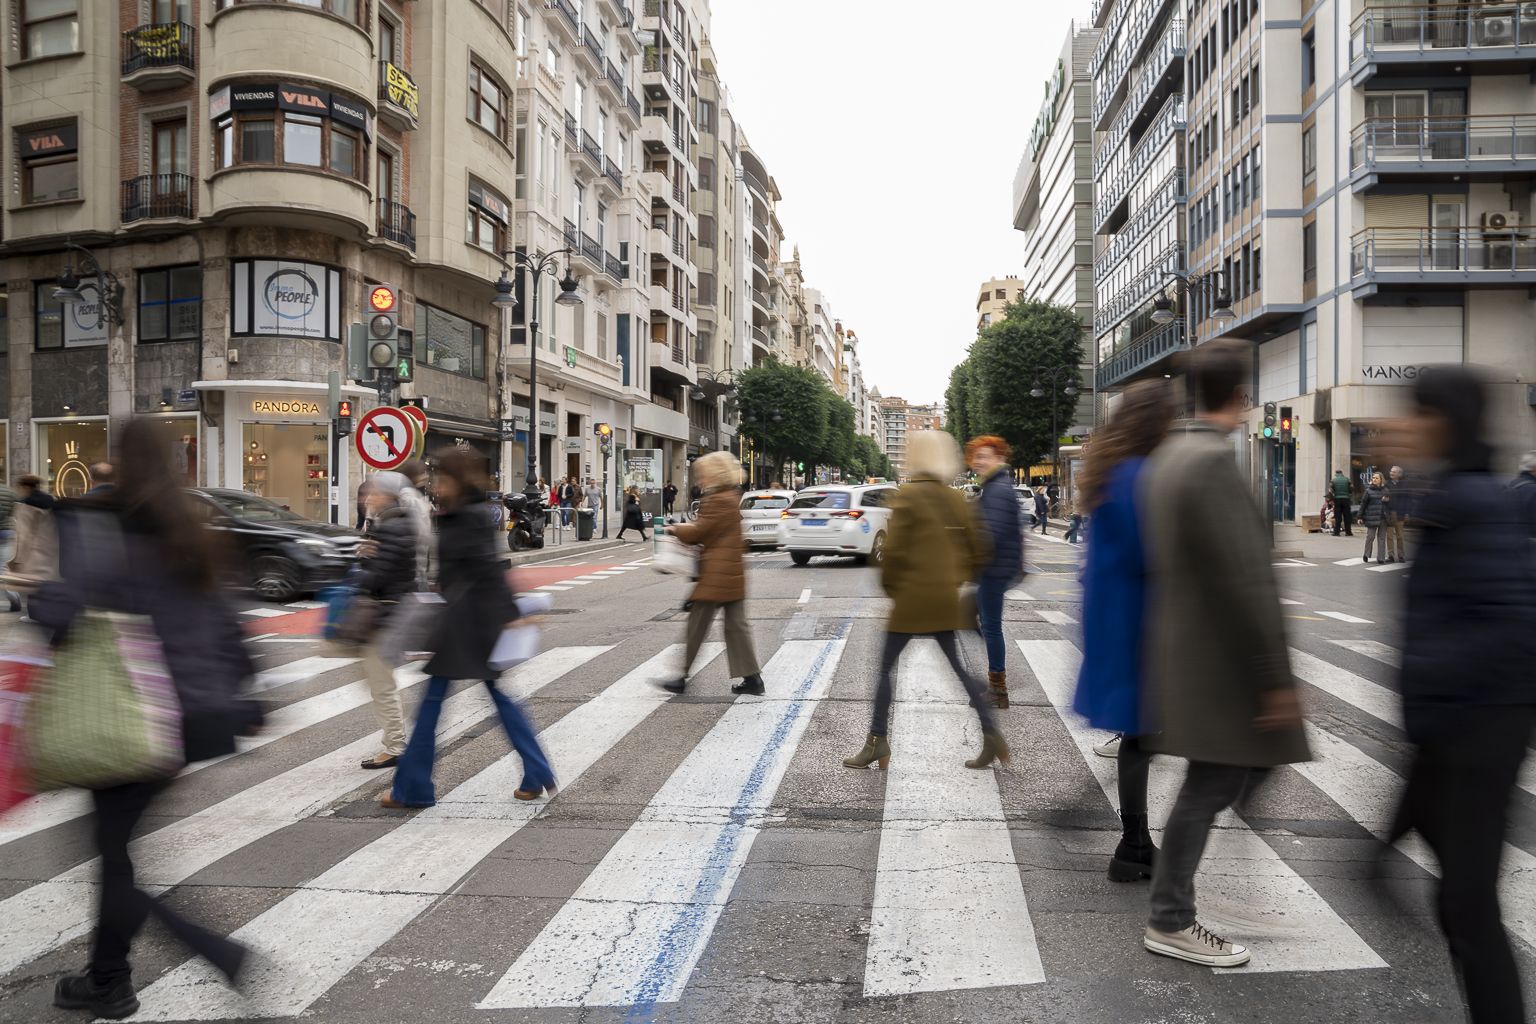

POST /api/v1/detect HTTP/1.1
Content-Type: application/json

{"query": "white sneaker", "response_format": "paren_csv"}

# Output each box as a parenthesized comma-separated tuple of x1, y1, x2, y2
(1144, 922, 1250, 967)
(1093, 733, 1122, 758)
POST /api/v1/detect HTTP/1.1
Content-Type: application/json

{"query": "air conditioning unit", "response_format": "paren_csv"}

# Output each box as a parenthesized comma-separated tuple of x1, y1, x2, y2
(1520, 2, 1536, 43)
(1475, 7, 1516, 45)
(1482, 210, 1521, 233)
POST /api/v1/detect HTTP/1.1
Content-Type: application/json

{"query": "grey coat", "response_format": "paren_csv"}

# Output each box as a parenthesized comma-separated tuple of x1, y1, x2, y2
(1139, 421, 1310, 767)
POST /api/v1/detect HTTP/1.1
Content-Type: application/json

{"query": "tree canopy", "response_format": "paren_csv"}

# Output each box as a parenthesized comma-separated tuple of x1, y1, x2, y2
(735, 358, 880, 481)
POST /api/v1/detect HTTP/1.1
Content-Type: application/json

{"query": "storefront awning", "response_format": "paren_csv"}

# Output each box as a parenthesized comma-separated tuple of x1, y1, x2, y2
(192, 379, 372, 394)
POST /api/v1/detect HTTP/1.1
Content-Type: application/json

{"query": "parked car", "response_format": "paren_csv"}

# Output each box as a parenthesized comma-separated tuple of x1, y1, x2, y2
(739, 489, 795, 549)
(190, 488, 362, 601)
(779, 484, 899, 566)
(1016, 485, 1039, 525)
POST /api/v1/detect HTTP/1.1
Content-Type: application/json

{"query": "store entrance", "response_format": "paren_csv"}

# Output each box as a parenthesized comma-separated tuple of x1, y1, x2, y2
(242, 422, 329, 520)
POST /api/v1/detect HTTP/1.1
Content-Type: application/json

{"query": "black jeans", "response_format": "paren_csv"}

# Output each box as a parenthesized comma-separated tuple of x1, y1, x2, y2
(1394, 706, 1535, 1024)
(1117, 734, 1153, 819)
(869, 631, 996, 738)
(91, 781, 243, 985)
(1333, 500, 1354, 535)
(1149, 762, 1268, 932)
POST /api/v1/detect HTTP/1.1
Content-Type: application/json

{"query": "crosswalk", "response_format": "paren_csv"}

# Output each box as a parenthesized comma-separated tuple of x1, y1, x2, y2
(2, 615, 1532, 1018)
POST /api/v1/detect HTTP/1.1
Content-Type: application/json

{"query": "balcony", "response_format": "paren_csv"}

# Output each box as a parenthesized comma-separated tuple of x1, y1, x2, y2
(1103, 19, 1185, 136)
(580, 130, 604, 172)
(601, 59, 625, 103)
(207, 1, 372, 101)
(1098, 320, 1187, 390)
(627, 88, 643, 122)
(1095, 96, 1185, 234)
(603, 157, 623, 189)
(1349, 114, 1536, 190)
(121, 173, 194, 224)
(581, 232, 603, 270)
(544, 0, 581, 43)
(377, 61, 419, 131)
(122, 22, 194, 89)
(578, 25, 605, 74)
(1350, 227, 1536, 293)
(1350, 5, 1536, 83)
(649, 338, 694, 384)
(1093, 170, 1185, 282)
(1093, 240, 1183, 336)
(376, 198, 416, 252)
(604, 251, 627, 283)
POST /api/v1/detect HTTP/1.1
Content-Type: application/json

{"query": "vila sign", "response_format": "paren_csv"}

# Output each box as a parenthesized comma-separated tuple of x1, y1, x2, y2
(383, 62, 419, 119)
(22, 124, 78, 156)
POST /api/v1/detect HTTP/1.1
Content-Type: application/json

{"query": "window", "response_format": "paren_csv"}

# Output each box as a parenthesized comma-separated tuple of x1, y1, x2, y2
(467, 178, 510, 252)
(240, 118, 275, 162)
(543, 44, 559, 76)
(330, 124, 359, 178)
(153, 119, 188, 180)
(18, 122, 79, 203)
(215, 0, 359, 20)
(138, 266, 201, 342)
(1301, 31, 1316, 91)
(283, 114, 323, 166)
(231, 260, 342, 340)
(1301, 125, 1316, 186)
(414, 303, 487, 380)
(515, 9, 530, 75)
(21, 0, 78, 59)
(0, 289, 7, 356)
(378, 150, 395, 203)
(468, 62, 505, 139)
(35, 283, 64, 349)
(514, 117, 528, 199)
(1302, 221, 1317, 281)
(206, 85, 367, 180)
(154, 0, 191, 22)
(378, 16, 398, 62)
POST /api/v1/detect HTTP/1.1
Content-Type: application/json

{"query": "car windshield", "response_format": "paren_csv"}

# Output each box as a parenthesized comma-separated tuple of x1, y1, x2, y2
(741, 494, 790, 510)
(791, 492, 850, 510)
(209, 491, 305, 522)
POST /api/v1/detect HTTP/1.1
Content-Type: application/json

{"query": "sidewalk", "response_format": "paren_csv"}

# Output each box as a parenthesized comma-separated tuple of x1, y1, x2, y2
(1272, 522, 1399, 562)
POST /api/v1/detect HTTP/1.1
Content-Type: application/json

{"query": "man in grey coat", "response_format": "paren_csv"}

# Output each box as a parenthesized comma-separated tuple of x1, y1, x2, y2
(1139, 340, 1310, 969)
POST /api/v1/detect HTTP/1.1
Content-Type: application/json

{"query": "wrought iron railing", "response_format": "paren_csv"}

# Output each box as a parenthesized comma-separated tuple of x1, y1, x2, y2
(605, 252, 626, 282)
(582, 232, 603, 267)
(563, 219, 580, 249)
(377, 199, 416, 251)
(545, 0, 580, 36)
(122, 21, 194, 76)
(122, 173, 194, 222)
(1098, 320, 1186, 389)
(564, 111, 579, 146)
(604, 157, 623, 187)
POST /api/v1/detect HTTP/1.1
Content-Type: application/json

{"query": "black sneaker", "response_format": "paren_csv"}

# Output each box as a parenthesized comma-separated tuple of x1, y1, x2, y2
(731, 675, 765, 696)
(54, 974, 139, 1020)
(659, 678, 687, 694)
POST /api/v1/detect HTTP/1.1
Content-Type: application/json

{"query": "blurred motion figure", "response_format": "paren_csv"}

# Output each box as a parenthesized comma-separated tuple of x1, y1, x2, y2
(964, 435, 1022, 709)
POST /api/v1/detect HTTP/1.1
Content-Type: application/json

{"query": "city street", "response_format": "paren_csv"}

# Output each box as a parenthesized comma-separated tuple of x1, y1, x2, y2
(1, 532, 1529, 1024)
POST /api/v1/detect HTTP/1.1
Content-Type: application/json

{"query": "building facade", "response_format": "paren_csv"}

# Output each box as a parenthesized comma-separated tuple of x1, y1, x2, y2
(974, 277, 1024, 331)
(740, 139, 785, 366)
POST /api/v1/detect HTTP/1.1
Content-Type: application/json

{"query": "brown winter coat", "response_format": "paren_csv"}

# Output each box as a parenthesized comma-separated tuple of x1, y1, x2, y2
(669, 486, 747, 604)
(1139, 421, 1311, 767)
(880, 477, 988, 634)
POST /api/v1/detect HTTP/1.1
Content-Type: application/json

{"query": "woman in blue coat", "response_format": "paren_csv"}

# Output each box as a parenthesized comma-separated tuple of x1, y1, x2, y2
(1072, 380, 1176, 882)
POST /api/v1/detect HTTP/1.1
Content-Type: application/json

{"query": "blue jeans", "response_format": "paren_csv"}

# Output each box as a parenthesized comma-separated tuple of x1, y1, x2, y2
(559, 502, 573, 526)
(975, 575, 1008, 674)
(391, 676, 555, 807)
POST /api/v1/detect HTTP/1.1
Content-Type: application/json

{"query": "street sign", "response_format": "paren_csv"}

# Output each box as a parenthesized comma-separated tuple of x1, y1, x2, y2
(400, 404, 429, 457)
(355, 406, 416, 470)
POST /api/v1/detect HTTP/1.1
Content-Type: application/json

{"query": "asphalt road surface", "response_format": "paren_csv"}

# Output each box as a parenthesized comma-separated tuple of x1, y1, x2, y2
(2, 530, 1531, 1023)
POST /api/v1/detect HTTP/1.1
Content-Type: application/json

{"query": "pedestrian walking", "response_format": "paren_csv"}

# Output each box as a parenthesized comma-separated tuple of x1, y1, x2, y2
(1046, 481, 1061, 519)
(355, 475, 375, 530)
(1064, 510, 1083, 544)
(659, 452, 766, 696)
(843, 431, 1006, 773)
(1033, 486, 1049, 535)
(0, 477, 19, 611)
(964, 435, 1022, 709)
(30, 419, 255, 1019)
(1508, 451, 1536, 539)
(1140, 340, 1310, 969)
(11, 475, 59, 588)
(662, 481, 678, 516)
(554, 476, 573, 527)
(1359, 471, 1388, 563)
(383, 448, 555, 808)
(615, 487, 648, 541)
(584, 477, 602, 517)
(1387, 367, 1536, 1024)
(397, 459, 434, 586)
(1331, 468, 1355, 536)
(1071, 379, 1176, 883)
(352, 473, 418, 770)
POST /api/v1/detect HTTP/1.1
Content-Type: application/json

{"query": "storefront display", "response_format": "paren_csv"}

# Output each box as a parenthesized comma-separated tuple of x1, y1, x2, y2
(37, 419, 109, 498)
(143, 415, 198, 485)
(243, 423, 328, 520)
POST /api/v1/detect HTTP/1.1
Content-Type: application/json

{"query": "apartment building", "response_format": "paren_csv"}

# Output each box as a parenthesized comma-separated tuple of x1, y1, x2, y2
(843, 327, 869, 434)
(1089, 0, 1189, 394)
(974, 277, 1024, 330)
(805, 287, 839, 386)
(876, 394, 943, 480)
(741, 138, 785, 365)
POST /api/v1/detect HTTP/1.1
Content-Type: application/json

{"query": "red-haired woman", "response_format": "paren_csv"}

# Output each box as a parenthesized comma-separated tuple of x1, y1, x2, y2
(964, 434, 1023, 708)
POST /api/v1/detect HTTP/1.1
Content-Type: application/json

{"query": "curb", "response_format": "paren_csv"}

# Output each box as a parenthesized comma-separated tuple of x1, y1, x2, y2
(504, 537, 635, 567)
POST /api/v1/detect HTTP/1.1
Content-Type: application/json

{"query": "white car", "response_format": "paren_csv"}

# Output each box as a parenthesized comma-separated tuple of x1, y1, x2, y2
(778, 484, 899, 566)
(739, 489, 795, 548)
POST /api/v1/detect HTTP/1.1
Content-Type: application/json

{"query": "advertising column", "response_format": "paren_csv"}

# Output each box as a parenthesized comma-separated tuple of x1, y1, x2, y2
(621, 448, 664, 524)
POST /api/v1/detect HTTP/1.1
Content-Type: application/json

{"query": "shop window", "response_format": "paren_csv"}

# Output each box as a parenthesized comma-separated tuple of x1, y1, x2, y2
(243, 423, 328, 520)
(0, 289, 8, 356)
(148, 416, 197, 485)
(138, 265, 202, 342)
(38, 419, 108, 498)
(207, 83, 368, 181)
(415, 303, 488, 379)
(21, 0, 79, 59)
(17, 122, 79, 204)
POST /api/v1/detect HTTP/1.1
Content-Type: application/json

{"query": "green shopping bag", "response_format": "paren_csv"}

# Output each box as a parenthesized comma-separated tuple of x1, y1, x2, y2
(23, 609, 184, 791)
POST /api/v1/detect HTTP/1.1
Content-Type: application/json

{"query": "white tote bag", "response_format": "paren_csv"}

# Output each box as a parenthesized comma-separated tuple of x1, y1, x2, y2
(489, 593, 554, 673)
(651, 532, 698, 576)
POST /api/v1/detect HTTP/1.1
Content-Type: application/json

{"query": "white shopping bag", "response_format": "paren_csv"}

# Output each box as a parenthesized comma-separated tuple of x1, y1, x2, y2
(488, 593, 554, 673)
(651, 532, 698, 576)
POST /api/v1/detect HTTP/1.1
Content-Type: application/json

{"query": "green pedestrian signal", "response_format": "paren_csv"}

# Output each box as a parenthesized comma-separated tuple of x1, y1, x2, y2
(396, 347, 415, 383)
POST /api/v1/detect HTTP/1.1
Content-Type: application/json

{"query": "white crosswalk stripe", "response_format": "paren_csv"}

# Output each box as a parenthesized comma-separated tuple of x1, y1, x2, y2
(251, 656, 358, 694)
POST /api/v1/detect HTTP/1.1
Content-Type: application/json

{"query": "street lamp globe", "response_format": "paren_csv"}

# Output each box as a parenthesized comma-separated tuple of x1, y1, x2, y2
(52, 265, 84, 305)
(1029, 383, 1045, 399)
(1150, 294, 1175, 325)
(1064, 382, 1079, 397)
(491, 271, 517, 310)
(1212, 291, 1237, 322)
(555, 272, 583, 306)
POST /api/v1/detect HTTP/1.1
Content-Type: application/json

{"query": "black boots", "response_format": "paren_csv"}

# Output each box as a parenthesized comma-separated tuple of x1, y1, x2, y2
(54, 974, 140, 1020)
(1108, 811, 1157, 882)
(731, 674, 765, 696)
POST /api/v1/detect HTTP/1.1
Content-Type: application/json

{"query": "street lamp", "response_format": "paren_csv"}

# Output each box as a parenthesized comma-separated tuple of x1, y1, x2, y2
(1029, 365, 1080, 491)
(1150, 268, 1235, 327)
(491, 248, 583, 518)
(52, 241, 124, 328)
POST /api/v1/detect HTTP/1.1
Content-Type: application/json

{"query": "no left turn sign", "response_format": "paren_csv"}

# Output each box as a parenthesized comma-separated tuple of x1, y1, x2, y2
(355, 406, 416, 471)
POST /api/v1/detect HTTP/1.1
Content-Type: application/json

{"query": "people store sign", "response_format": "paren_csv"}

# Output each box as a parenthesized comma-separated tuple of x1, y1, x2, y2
(231, 260, 343, 341)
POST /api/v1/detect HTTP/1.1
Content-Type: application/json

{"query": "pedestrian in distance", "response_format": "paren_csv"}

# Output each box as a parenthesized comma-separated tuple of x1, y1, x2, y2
(1331, 468, 1355, 536)
(1507, 450, 1536, 539)
(355, 475, 375, 530)
(31, 418, 257, 1019)
(558, 476, 577, 528)
(662, 480, 678, 516)
(382, 447, 555, 808)
(1033, 486, 1049, 535)
(1139, 340, 1310, 969)
(844, 431, 1008, 773)
(11, 474, 60, 591)
(964, 434, 1023, 709)
(0, 476, 17, 611)
(352, 472, 418, 770)
(1359, 471, 1389, 564)
(1071, 379, 1177, 884)
(1385, 367, 1536, 1024)
(615, 487, 648, 542)
(658, 451, 766, 696)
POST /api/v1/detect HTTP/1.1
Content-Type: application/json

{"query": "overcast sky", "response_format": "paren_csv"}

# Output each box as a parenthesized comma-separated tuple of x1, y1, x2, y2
(708, 0, 1094, 405)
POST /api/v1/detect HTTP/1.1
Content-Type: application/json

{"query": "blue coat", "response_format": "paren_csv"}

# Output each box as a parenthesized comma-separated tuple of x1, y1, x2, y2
(1072, 458, 1148, 733)
(976, 468, 1023, 581)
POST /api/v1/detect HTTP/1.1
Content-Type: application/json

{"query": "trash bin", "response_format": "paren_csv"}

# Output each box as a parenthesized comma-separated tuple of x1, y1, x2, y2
(577, 507, 596, 541)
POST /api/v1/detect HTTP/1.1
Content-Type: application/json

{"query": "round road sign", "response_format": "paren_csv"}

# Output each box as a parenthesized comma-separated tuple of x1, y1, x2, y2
(401, 405, 429, 457)
(355, 406, 416, 471)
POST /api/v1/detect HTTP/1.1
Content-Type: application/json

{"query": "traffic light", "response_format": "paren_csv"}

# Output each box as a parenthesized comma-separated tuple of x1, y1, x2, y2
(594, 421, 613, 455)
(1280, 405, 1294, 444)
(366, 285, 399, 370)
(396, 343, 415, 383)
(1262, 401, 1278, 440)
(336, 398, 354, 436)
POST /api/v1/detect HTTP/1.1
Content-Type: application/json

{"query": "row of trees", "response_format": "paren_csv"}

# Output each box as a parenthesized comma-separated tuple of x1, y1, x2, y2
(734, 359, 893, 483)
(946, 299, 1085, 471)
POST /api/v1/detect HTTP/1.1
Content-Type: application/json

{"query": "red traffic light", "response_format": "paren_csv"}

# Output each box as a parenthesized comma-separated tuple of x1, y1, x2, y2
(1281, 417, 1292, 431)
(368, 286, 397, 313)
(337, 399, 353, 418)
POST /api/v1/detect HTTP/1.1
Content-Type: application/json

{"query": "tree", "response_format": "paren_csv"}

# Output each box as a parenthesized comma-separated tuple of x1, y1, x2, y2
(849, 434, 889, 482)
(735, 359, 832, 479)
(966, 300, 1084, 472)
(818, 397, 856, 476)
(944, 359, 974, 444)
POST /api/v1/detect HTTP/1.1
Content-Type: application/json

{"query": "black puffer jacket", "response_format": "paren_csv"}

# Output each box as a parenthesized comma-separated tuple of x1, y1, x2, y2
(976, 468, 1021, 581)
(354, 506, 417, 600)
(1358, 484, 1387, 528)
(423, 494, 519, 680)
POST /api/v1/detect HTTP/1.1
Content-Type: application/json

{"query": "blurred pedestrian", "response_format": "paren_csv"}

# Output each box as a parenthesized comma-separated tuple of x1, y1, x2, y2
(31, 419, 255, 1018)
(1331, 468, 1355, 536)
(616, 487, 648, 542)
(383, 448, 554, 808)
(964, 435, 1022, 709)
(1140, 341, 1309, 969)
(662, 481, 678, 516)
(1033, 487, 1049, 535)
(0, 477, 18, 611)
(11, 475, 59, 588)
(584, 477, 602, 518)
(352, 472, 418, 770)
(1072, 380, 1176, 883)
(1359, 471, 1388, 564)
(1389, 367, 1536, 1024)
(397, 460, 434, 585)
(843, 431, 1005, 772)
(659, 452, 765, 696)
(1508, 451, 1536, 539)
(86, 463, 115, 497)
(355, 475, 375, 530)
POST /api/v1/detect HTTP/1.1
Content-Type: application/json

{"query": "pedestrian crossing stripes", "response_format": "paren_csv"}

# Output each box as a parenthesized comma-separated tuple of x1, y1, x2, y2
(2, 620, 1532, 1017)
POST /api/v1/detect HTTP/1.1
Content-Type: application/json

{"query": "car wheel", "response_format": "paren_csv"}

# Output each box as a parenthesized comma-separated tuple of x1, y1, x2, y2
(867, 532, 887, 567)
(790, 551, 812, 566)
(251, 555, 301, 603)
